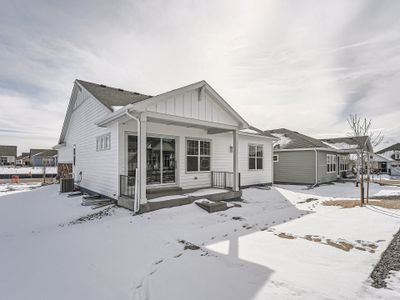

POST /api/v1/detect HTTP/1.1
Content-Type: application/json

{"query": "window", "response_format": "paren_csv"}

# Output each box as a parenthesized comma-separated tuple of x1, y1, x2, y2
(186, 139, 211, 172)
(327, 154, 336, 173)
(96, 133, 111, 151)
(249, 144, 263, 170)
(395, 151, 400, 160)
(339, 155, 348, 171)
(273, 154, 279, 162)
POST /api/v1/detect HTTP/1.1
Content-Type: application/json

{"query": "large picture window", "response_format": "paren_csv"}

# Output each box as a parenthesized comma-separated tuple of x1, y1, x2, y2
(249, 144, 263, 170)
(186, 139, 211, 172)
(327, 154, 336, 173)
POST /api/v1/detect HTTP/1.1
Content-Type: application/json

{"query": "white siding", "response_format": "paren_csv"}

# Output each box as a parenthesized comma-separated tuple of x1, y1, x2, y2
(212, 133, 273, 186)
(145, 89, 238, 126)
(118, 120, 273, 190)
(59, 89, 119, 199)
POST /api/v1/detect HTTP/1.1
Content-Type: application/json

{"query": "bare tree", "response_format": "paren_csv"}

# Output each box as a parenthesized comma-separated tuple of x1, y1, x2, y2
(347, 114, 383, 206)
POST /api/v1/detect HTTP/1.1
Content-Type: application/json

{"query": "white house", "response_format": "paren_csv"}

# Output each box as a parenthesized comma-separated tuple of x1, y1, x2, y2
(56, 80, 275, 211)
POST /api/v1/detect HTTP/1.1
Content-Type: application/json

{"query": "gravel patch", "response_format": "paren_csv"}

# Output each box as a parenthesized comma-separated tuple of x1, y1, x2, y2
(370, 228, 400, 288)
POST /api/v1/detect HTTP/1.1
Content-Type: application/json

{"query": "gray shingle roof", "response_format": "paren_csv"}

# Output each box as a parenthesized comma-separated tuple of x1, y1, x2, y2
(319, 136, 370, 151)
(30, 149, 57, 158)
(0, 145, 17, 156)
(377, 143, 400, 154)
(264, 128, 327, 149)
(76, 80, 152, 110)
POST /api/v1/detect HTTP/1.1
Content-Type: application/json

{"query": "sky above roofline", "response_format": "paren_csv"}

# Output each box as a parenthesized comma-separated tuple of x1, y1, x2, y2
(1, 0, 399, 153)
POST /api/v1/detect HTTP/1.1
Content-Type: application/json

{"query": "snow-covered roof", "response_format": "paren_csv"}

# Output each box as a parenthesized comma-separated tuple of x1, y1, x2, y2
(319, 136, 371, 152)
(320, 141, 358, 150)
(264, 128, 326, 150)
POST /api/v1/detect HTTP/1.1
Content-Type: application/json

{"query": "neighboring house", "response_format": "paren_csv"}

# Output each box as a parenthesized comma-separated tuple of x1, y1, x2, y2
(0, 145, 17, 165)
(56, 79, 275, 211)
(15, 152, 30, 166)
(264, 129, 373, 185)
(376, 143, 400, 176)
(369, 153, 393, 174)
(29, 149, 58, 167)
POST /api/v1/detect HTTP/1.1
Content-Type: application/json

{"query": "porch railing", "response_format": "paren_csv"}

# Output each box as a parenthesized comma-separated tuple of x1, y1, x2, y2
(211, 171, 240, 189)
(120, 174, 136, 199)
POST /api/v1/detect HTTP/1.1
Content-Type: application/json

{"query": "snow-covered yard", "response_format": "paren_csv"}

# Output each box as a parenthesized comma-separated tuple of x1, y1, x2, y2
(0, 166, 57, 175)
(1, 182, 400, 299)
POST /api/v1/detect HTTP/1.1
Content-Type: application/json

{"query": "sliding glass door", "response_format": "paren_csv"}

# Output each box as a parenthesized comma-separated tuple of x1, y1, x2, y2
(128, 135, 176, 185)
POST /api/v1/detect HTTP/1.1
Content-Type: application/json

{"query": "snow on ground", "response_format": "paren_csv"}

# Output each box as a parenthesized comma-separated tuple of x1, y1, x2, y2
(0, 166, 57, 174)
(276, 181, 400, 199)
(1, 183, 400, 300)
(0, 182, 42, 196)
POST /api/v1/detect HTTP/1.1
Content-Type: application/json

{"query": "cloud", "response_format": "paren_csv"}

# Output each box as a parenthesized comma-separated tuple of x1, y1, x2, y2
(0, 0, 399, 153)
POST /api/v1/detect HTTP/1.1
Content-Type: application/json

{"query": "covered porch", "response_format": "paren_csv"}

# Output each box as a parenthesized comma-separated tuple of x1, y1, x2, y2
(114, 111, 242, 212)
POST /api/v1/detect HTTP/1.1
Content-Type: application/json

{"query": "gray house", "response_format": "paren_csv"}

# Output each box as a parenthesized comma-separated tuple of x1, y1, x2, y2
(29, 149, 58, 167)
(264, 129, 372, 185)
(0, 145, 17, 165)
(376, 143, 400, 176)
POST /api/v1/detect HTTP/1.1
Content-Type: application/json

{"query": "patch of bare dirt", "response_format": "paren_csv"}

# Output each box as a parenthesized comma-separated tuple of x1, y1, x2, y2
(322, 200, 400, 209)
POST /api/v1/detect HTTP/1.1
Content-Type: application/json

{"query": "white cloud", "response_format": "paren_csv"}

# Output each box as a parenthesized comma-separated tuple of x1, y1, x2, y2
(0, 0, 399, 153)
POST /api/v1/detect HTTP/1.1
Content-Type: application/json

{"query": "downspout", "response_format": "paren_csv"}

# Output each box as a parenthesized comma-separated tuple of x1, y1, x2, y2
(125, 110, 141, 213)
(312, 149, 318, 187)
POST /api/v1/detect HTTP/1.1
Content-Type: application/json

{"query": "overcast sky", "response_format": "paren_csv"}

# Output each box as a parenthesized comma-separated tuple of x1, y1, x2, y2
(1, 0, 399, 153)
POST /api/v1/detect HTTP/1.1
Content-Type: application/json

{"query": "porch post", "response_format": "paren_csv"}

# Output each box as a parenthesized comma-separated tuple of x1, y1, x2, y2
(233, 130, 239, 191)
(139, 113, 147, 204)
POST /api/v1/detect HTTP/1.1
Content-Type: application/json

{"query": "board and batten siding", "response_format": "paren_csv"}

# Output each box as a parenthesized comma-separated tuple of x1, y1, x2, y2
(317, 151, 338, 184)
(273, 150, 316, 185)
(118, 120, 273, 190)
(145, 89, 238, 126)
(58, 87, 119, 199)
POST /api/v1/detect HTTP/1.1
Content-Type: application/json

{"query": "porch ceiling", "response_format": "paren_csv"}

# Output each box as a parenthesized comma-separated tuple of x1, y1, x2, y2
(146, 112, 237, 133)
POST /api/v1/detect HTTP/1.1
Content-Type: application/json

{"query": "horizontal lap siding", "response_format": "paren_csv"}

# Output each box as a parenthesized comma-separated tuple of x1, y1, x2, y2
(120, 120, 272, 189)
(238, 135, 272, 186)
(318, 151, 338, 184)
(273, 151, 315, 184)
(62, 90, 119, 199)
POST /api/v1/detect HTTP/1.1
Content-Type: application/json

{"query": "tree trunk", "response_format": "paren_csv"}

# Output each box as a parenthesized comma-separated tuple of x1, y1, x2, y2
(366, 153, 370, 204)
(360, 153, 364, 206)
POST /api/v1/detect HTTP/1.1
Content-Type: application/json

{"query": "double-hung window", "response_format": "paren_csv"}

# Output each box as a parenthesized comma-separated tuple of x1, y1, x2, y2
(249, 144, 263, 170)
(186, 139, 211, 172)
(327, 154, 336, 173)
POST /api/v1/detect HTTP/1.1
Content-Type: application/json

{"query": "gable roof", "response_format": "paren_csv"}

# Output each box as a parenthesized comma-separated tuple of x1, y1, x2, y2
(76, 80, 152, 110)
(95, 80, 250, 129)
(264, 128, 327, 149)
(377, 143, 400, 154)
(320, 136, 371, 151)
(376, 143, 400, 161)
(30, 149, 57, 158)
(0, 145, 17, 156)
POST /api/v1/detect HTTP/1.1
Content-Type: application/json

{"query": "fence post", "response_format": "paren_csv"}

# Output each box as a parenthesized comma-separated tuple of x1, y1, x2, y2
(211, 171, 214, 187)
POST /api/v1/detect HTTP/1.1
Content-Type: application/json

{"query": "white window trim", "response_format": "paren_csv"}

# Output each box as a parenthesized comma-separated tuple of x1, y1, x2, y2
(327, 154, 336, 173)
(96, 133, 111, 151)
(273, 154, 279, 163)
(248, 144, 264, 171)
(185, 138, 211, 173)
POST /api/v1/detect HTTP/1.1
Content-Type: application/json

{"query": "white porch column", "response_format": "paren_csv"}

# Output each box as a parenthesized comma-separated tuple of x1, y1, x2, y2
(233, 130, 239, 191)
(139, 113, 147, 204)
